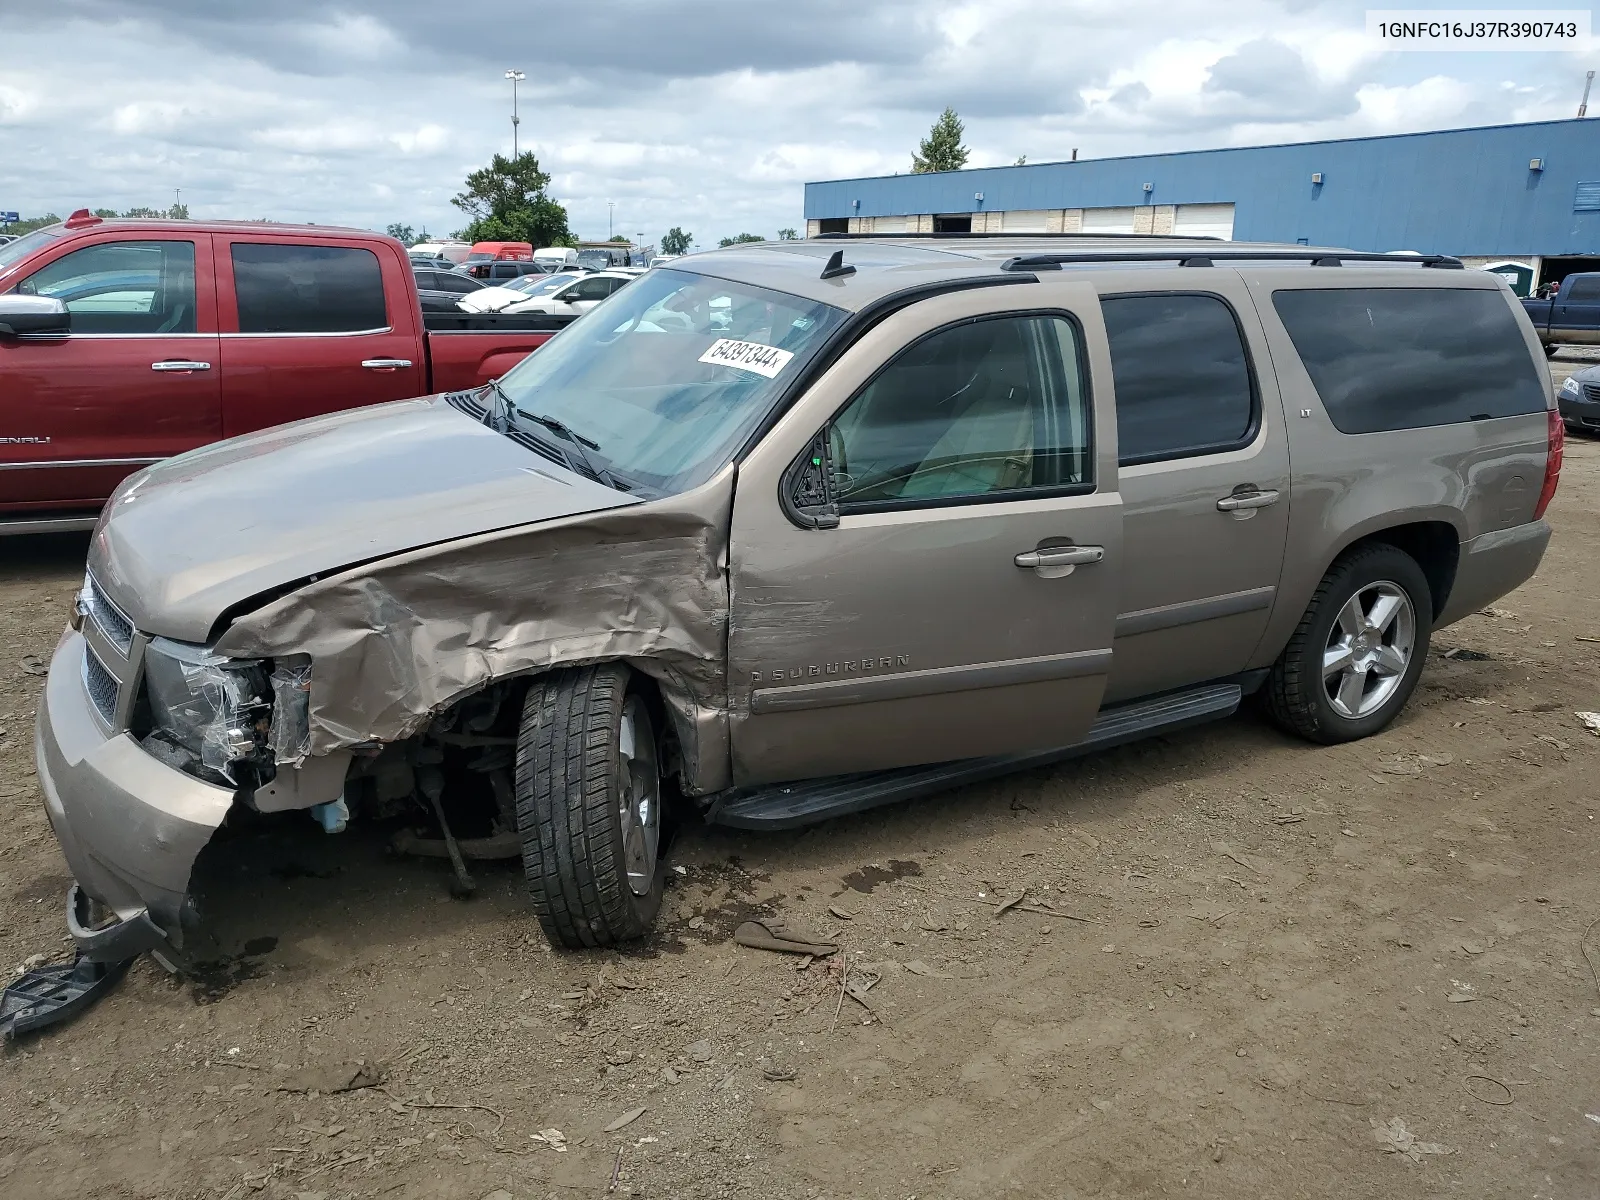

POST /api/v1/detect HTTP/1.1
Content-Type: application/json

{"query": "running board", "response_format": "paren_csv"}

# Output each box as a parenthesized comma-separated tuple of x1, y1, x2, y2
(707, 682, 1242, 831)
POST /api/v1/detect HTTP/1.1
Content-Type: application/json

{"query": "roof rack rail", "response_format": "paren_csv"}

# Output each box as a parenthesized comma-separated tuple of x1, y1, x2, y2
(998, 249, 1464, 271)
(809, 230, 1220, 241)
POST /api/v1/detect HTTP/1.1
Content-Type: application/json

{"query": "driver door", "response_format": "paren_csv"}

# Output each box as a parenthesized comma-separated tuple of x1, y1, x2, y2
(727, 282, 1122, 786)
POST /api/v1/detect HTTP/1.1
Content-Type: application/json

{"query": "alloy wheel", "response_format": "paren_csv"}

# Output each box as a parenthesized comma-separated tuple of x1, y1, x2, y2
(616, 696, 660, 897)
(1322, 581, 1415, 719)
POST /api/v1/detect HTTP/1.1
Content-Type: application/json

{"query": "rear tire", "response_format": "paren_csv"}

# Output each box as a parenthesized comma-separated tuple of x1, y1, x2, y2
(1263, 544, 1433, 745)
(514, 664, 664, 949)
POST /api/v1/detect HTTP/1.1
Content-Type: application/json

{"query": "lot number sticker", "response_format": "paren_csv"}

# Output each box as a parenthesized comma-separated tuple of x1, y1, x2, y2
(699, 339, 794, 378)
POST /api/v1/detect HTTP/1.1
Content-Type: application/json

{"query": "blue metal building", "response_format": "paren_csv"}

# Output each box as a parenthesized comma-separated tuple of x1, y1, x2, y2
(803, 119, 1600, 289)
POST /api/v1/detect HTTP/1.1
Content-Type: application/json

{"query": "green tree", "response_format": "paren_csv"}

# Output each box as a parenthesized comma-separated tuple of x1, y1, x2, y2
(608, 234, 629, 242)
(4, 213, 60, 235)
(385, 222, 416, 245)
(911, 107, 970, 174)
(777, 227, 798, 240)
(660, 227, 692, 256)
(450, 152, 570, 247)
(717, 233, 764, 247)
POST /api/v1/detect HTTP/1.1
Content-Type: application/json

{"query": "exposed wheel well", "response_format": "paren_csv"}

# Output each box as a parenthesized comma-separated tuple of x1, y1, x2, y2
(1343, 522, 1459, 619)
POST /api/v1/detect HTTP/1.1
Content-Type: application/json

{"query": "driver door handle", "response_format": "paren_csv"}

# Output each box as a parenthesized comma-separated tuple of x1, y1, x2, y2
(1015, 545, 1104, 578)
(361, 358, 413, 371)
(151, 360, 211, 372)
(1216, 488, 1280, 512)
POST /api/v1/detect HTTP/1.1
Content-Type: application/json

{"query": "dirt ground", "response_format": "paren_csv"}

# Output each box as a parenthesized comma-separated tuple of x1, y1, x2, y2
(2, 357, 1599, 1200)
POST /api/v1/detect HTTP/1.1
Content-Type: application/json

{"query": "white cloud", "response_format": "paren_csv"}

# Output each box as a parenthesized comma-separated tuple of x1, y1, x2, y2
(0, 1, 1590, 242)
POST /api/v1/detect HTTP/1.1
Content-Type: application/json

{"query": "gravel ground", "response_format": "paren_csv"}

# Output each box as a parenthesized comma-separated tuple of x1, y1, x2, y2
(1, 355, 1597, 1199)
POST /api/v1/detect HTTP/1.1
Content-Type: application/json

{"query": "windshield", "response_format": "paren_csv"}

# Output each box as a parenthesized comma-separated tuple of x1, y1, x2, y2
(492, 267, 846, 496)
(0, 226, 65, 278)
(511, 272, 575, 297)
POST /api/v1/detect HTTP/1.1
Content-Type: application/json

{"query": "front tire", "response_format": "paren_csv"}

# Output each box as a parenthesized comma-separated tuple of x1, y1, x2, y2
(514, 664, 664, 948)
(1263, 544, 1433, 744)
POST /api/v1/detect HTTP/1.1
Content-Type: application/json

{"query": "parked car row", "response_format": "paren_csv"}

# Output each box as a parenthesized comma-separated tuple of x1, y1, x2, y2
(0, 211, 565, 533)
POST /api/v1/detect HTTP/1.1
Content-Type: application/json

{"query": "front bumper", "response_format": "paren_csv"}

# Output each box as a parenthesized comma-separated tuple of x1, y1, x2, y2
(1558, 388, 1600, 432)
(35, 628, 235, 958)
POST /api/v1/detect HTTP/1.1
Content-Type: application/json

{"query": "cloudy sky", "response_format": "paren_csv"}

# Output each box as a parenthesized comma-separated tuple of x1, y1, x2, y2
(0, 1, 1592, 247)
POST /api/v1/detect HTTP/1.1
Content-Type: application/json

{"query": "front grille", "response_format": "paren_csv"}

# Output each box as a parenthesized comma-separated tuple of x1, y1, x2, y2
(82, 643, 119, 724)
(82, 573, 134, 653)
(1583, 383, 1600, 404)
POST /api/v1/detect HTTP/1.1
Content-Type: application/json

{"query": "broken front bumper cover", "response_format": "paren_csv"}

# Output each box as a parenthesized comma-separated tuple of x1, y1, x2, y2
(35, 629, 234, 959)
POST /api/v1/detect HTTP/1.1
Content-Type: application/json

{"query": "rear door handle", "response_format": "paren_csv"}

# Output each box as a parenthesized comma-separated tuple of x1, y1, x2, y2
(1015, 545, 1104, 578)
(151, 360, 211, 372)
(361, 358, 413, 371)
(1216, 488, 1280, 512)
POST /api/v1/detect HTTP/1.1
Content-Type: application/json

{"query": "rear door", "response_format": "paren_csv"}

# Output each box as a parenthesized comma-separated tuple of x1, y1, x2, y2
(0, 232, 220, 516)
(1097, 276, 1291, 703)
(217, 237, 425, 435)
(728, 282, 1121, 785)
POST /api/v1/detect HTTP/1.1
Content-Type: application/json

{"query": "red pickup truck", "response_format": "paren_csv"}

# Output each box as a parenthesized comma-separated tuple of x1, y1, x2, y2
(0, 212, 563, 534)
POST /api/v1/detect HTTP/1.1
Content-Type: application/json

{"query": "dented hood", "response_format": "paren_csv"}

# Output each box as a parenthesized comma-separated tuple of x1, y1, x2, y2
(90, 395, 635, 642)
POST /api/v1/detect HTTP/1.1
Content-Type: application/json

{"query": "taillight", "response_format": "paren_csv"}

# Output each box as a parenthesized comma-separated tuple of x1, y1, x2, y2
(1534, 408, 1563, 521)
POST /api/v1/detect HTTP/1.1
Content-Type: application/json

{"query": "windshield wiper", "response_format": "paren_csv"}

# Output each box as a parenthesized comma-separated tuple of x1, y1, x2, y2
(519, 411, 619, 489)
(478, 381, 630, 491)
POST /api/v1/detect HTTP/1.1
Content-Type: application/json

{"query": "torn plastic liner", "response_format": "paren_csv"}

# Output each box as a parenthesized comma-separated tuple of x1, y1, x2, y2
(213, 476, 735, 794)
(1, 955, 133, 1041)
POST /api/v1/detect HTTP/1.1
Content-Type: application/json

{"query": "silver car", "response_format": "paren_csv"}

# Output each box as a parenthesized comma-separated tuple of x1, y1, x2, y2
(35, 236, 1558, 959)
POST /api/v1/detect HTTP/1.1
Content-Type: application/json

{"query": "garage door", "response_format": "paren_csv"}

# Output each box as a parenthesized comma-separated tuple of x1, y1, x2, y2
(1081, 206, 1137, 234)
(871, 215, 909, 234)
(1174, 203, 1235, 240)
(1002, 209, 1052, 233)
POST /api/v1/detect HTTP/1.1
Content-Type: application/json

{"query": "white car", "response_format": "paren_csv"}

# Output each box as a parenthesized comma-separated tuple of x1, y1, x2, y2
(457, 270, 587, 314)
(501, 270, 635, 316)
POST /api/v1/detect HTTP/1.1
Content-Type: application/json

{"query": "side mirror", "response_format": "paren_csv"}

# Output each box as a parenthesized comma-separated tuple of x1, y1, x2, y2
(0, 295, 69, 339)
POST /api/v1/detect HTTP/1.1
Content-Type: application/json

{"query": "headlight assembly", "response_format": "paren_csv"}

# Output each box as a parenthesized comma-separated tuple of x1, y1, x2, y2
(1561, 375, 1582, 395)
(141, 638, 272, 786)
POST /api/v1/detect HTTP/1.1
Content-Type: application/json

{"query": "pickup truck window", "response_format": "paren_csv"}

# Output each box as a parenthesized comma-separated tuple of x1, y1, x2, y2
(232, 243, 387, 334)
(16, 239, 197, 334)
(1566, 276, 1600, 303)
(493, 267, 844, 496)
(1273, 287, 1546, 435)
(1102, 293, 1255, 465)
(830, 314, 1091, 509)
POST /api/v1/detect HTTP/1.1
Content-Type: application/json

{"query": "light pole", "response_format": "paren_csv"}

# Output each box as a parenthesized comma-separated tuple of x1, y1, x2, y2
(505, 69, 525, 157)
(607, 200, 615, 239)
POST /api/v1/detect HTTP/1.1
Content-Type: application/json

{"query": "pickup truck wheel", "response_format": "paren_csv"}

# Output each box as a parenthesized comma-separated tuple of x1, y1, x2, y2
(514, 664, 664, 949)
(1263, 544, 1432, 745)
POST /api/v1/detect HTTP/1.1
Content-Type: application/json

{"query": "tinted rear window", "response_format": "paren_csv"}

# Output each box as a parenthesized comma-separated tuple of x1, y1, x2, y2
(232, 243, 387, 333)
(1102, 293, 1256, 464)
(1272, 288, 1545, 434)
(1566, 275, 1600, 302)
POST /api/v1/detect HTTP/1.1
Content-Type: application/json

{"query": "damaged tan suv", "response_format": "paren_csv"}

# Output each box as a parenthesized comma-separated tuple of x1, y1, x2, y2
(38, 234, 1560, 960)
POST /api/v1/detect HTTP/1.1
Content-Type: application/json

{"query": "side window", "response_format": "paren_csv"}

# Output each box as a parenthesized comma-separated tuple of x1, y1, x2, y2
(1102, 293, 1256, 465)
(571, 277, 614, 302)
(16, 240, 197, 334)
(232, 243, 386, 333)
(1272, 288, 1546, 434)
(828, 314, 1092, 509)
(1566, 276, 1600, 302)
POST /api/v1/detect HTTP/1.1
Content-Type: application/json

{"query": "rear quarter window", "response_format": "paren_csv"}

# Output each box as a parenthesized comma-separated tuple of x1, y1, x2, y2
(1272, 287, 1546, 434)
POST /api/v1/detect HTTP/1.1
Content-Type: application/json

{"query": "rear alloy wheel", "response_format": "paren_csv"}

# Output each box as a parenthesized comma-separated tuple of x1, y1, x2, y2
(1263, 544, 1433, 744)
(514, 664, 665, 948)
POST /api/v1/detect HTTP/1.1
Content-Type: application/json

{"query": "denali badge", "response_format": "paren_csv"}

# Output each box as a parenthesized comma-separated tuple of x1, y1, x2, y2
(752, 655, 910, 684)
(0, 435, 51, 444)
